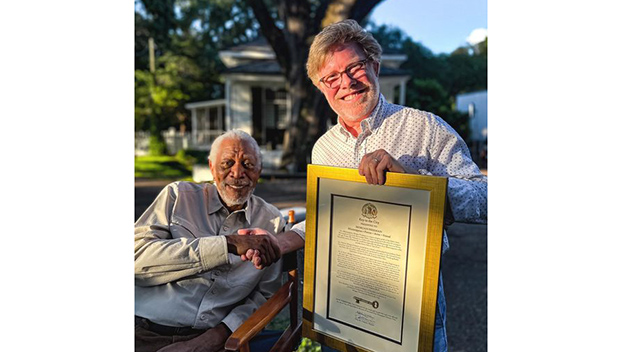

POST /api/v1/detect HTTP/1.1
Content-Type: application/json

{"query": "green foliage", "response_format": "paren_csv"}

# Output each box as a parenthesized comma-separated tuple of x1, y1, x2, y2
(135, 54, 196, 133)
(148, 134, 167, 156)
(135, 0, 177, 69)
(135, 0, 260, 136)
(368, 22, 485, 144)
(297, 338, 321, 352)
(407, 79, 470, 142)
(367, 23, 408, 52)
(182, 149, 209, 165)
(407, 79, 450, 114)
(369, 22, 487, 99)
(135, 2, 486, 164)
(444, 51, 487, 96)
(175, 149, 199, 165)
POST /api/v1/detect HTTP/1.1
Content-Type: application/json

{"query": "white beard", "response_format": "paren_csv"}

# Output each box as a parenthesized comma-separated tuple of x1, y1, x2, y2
(216, 181, 255, 208)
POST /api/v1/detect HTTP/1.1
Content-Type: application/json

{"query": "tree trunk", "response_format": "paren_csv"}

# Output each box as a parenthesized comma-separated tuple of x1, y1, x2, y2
(249, 0, 383, 171)
(281, 71, 335, 172)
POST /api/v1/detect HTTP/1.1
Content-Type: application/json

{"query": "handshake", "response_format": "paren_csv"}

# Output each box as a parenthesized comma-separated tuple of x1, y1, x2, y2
(225, 228, 282, 269)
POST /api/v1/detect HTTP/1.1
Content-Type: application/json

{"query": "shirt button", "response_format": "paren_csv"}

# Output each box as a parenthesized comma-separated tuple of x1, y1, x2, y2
(212, 290, 218, 295)
(213, 271, 220, 276)
(200, 314, 206, 320)
(223, 226, 229, 231)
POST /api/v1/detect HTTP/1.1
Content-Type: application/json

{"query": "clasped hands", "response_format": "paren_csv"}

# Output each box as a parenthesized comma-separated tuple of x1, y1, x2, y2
(226, 228, 281, 269)
(233, 149, 405, 270)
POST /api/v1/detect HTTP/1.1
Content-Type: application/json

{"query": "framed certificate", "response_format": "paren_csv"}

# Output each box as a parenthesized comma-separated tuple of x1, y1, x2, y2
(302, 165, 447, 352)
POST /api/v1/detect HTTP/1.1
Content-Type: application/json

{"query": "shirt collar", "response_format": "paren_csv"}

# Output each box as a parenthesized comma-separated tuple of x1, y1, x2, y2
(205, 183, 253, 224)
(337, 94, 387, 139)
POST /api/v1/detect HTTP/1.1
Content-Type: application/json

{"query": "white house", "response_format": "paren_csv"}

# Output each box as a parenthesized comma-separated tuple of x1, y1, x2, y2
(456, 90, 487, 143)
(456, 90, 487, 169)
(185, 37, 411, 159)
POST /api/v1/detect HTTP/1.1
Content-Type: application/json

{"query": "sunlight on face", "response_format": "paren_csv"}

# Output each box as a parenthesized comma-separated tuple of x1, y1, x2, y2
(317, 42, 380, 129)
(209, 138, 261, 211)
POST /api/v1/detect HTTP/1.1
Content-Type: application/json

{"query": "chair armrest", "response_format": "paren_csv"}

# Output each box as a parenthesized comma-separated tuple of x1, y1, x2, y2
(224, 280, 293, 351)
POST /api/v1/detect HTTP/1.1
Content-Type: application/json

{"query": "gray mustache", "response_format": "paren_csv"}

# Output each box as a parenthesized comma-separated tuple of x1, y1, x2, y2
(226, 181, 251, 187)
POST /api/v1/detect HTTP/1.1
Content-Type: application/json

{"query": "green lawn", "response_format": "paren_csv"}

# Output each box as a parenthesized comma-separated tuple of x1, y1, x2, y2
(135, 155, 194, 179)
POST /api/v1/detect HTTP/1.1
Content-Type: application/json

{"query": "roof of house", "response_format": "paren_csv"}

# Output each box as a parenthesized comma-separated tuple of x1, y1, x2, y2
(223, 60, 409, 76)
(224, 37, 404, 55)
(224, 37, 274, 54)
(220, 36, 409, 73)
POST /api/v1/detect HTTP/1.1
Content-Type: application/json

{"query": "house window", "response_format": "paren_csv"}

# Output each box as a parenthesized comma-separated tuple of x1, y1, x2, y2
(251, 87, 290, 149)
(196, 106, 225, 145)
(265, 89, 289, 129)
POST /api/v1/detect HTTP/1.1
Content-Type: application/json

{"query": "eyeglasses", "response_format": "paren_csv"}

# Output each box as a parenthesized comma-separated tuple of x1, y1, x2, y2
(318, 57, 371, 89)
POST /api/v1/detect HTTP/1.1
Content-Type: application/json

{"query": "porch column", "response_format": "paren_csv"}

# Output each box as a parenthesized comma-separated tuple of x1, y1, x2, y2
(225, 78, 231, 131)
(399, 79, 406, 106)
(191, 108, 197, 145)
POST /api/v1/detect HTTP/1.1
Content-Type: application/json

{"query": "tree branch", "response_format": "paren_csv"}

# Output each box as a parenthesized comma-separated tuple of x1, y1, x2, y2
(282, 0, 311, 64)
(318, 0, 384, 28)
(349, 0, 385, 23)
(247, 0, 290, 72)
(309, 0, 331, 34)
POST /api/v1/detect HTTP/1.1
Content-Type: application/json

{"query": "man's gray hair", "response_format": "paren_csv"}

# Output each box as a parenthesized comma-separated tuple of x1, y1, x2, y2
(208, 130, 262, 165)
(306, 19, 383, 84)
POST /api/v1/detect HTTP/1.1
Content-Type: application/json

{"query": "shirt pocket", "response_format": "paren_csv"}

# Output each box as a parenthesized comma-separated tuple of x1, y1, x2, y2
(169, 217, 200, 239)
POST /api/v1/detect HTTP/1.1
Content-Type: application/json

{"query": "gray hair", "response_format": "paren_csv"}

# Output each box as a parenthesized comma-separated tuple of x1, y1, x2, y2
(307, 19, 383, 84)
(208, 130, 262, 165)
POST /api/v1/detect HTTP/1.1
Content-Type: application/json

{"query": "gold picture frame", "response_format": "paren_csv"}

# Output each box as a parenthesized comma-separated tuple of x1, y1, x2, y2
(302, 165, 447, 352)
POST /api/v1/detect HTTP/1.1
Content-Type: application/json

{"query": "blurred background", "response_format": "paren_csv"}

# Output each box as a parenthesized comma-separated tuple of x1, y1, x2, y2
(134, 0, 487, 181)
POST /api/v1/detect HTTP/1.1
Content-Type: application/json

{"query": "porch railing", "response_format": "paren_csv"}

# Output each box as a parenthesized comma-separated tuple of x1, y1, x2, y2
(135, 128, 225, 156)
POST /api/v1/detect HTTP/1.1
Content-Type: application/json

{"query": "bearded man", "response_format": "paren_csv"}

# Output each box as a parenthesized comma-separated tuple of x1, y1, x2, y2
(134, 130, 284, 352)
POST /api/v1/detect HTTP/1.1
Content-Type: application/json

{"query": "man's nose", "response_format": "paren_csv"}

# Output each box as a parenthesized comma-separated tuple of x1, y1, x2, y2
(340, 72, 357, 89)
(229, 162, 246, 178)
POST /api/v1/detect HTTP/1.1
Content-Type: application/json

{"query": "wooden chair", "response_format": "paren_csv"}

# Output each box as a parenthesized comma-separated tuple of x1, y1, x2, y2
(224, 250, 303, 352)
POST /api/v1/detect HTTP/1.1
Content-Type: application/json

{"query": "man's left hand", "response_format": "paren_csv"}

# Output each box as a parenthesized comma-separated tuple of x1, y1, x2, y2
(156, 323, 230, 352)
(358, 149, 405, 185)
(226, 232, 281, 268)
(237, 228, 278, 270)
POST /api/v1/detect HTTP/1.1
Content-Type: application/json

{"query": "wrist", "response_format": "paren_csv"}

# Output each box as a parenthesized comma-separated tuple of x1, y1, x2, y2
(225, 236, 236, 254)
(217, 322, 232, 336)
(279, 230, 304, 255)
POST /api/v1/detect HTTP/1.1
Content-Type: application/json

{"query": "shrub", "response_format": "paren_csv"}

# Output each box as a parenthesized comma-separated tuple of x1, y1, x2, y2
(149, 135, 167, 156)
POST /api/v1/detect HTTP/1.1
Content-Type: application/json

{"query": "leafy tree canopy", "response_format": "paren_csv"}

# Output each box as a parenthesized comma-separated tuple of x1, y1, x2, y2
(135, 0, 486, 155)
(134, 0, 260, 147)
(368, 22, 486, 143)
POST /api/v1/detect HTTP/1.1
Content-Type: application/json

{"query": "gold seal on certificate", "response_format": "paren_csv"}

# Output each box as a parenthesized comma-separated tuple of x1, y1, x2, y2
(361, 203, 378, 219)
(302, 165, 447, 352)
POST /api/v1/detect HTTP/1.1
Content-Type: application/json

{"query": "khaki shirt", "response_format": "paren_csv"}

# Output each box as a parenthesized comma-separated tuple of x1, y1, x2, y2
(135, 182, 284, 331)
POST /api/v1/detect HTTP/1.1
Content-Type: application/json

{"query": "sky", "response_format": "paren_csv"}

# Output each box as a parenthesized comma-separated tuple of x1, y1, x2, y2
(370, 0, 487, 54)
(133, 0, 487, 54)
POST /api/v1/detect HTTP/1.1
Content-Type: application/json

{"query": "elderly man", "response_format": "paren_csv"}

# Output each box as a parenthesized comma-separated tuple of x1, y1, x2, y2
(135, 130, 284, 352)
(241, 20, 487, 352)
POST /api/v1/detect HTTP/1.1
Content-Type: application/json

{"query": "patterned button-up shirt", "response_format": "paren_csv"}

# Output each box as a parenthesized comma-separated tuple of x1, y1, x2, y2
(292, 94, 487, 245)
(135, 182, 284, 331)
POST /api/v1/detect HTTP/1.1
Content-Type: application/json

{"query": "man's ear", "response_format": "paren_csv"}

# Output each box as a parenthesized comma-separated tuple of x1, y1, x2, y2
(310, 77, 322, 92)
(208, 159, 213, 170)
(372, 60, 380, 77)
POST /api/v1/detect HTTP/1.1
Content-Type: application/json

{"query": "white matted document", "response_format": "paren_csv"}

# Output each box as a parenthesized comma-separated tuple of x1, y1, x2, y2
(302, 165, 447, 352)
